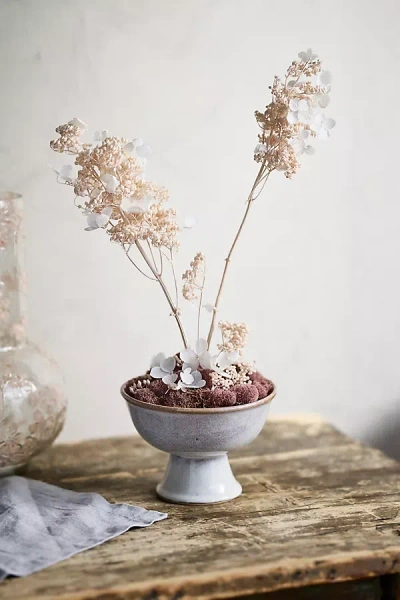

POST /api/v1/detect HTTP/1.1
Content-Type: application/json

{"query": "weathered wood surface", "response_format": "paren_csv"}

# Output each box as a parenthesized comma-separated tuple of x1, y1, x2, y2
(1, 416, 400, 600)
(235, 576, 383, 599)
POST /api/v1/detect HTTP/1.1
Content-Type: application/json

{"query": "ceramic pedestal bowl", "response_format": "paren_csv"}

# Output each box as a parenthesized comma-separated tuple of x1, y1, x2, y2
(121, 382, 276, 504)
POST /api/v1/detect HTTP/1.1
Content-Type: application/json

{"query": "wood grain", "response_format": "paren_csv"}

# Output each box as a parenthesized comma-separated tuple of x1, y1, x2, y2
(1, 416, 400, 600)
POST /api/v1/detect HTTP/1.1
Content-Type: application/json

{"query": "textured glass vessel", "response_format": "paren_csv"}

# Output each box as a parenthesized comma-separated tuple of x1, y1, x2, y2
(0, 192, 67, 475)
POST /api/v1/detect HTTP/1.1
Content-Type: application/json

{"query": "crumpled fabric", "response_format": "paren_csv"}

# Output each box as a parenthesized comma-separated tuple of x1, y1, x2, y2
(0, 475, 167, 579)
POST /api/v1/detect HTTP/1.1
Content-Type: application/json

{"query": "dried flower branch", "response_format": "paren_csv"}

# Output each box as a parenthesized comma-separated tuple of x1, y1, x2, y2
(182, 252, 206, 340)
(207, 48, 335, 347)
(50, 120, 188, 347)
(182, 252, 205, 302)
(50, 49, 335, 403)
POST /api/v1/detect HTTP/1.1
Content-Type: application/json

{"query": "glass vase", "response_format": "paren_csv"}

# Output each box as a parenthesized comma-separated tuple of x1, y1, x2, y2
(0, 192, 67, 475)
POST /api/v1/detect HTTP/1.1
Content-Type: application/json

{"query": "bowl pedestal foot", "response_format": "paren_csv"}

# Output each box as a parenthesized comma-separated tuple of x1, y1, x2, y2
(156, 452, 242, 504)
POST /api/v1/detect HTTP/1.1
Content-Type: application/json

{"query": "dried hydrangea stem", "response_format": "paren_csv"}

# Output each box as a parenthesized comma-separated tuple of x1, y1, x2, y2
(169, 249, 179, 307)
(135, 240, 188, 348)
(197, 266, 205, 343)
(125, 247, 157, 281)
(207, 165, 270, 347)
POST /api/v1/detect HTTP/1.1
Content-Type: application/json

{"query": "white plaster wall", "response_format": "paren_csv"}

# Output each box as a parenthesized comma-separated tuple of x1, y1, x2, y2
(0, 0, 399, 456)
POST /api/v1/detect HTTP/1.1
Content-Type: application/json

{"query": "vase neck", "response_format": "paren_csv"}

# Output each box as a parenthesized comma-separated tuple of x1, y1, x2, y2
(0, 193, 27, 349)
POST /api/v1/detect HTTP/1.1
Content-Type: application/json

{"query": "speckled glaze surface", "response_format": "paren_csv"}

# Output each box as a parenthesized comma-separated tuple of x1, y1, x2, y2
(121, 383, 276, 504)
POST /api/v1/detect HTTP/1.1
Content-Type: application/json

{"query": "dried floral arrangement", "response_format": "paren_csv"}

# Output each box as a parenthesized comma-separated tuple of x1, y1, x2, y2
(50, 49, 334, 409)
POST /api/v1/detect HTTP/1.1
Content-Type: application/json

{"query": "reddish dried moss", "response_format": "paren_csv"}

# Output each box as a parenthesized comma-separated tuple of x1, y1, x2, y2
(209, 388, 237, 407)
(233, 384, 259, 404)
(150, 380, 169, 396)
(253, 381, 269, 399)
(125, 370, 273, 409)
(134, 388, 158, 404)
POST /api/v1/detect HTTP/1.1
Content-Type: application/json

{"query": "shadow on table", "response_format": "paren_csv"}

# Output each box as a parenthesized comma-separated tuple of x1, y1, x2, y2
(363, 400, 400, 461)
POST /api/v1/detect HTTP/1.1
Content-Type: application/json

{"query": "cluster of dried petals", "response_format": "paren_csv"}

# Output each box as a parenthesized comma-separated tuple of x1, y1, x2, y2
(210, 362, 254, 389)
(89, 136, 129, 170)
(73, 137, 146, 204)
(50, 123, 83, 155)
(146, 204, 180, 248)
(254, 49, 334, 178)
(107, 203, 179, 249)
(133, 179, 169, 204)
(182, 252, 205, 301)
(50, 122, 179, 251)
(73, 165, 99, 199)
(218, 321, 248, 353)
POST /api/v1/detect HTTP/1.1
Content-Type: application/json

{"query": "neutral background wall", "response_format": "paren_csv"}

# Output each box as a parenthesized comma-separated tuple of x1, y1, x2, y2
(1, 0, 399, 456)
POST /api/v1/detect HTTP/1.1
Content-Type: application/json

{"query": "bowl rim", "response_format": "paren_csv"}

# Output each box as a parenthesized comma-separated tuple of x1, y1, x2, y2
(120, 380, 276, 414)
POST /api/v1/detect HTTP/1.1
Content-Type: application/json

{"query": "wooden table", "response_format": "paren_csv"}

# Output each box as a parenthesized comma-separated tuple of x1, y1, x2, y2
(1, 416, 400, 599)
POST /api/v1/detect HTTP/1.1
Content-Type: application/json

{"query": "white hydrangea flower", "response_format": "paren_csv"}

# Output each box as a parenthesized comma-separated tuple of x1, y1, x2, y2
(68, 117, 87, 131)
(203, 303, 216, 313)
(312, 72, 332, 108)
(85, 207, 112, 231)
(183, 216, 197, 229)
(150, 353, 178, 385)
(94, 130, 108, 142)
(123, 139, 141, 156)
(90, 187, 102, 200)
(312, 114, 336, 139)
(215, 350, 240, 370)
(51, 164, 76, 184)
(179, 338, 209, 371)
(294, 139, 315, 155)
(136, 143, 152, 158)
(124, 138, 151, 158)
(288, 98, 313, 125)
(317, 71, 332, 87)
(199, 349, 240, 376)
(125, 194, 153, 214)
(298, 48, 318, 62)
(254, 143, 267, 154)
(315, 93, 330, 109)
(100, 173, 119, 193)
(177, 367, 206, 390)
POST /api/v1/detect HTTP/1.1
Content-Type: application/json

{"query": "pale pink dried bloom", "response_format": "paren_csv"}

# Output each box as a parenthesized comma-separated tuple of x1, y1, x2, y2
(182, 252, 205, 301)
(211, 362, 254, 389)
(50, 123, 83, 154)
(50, 124, 179, 251)
(107, 203, 180, 249)
(218, 321, 249, 353)
(254, 54, 333, 178)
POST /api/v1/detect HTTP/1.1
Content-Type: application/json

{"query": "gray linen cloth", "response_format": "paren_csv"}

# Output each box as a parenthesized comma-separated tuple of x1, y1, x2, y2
(0, 476, 167, 579)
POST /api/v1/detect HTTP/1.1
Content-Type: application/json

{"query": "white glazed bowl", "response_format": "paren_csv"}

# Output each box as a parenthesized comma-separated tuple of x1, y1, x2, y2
(121, 382, 276, 504)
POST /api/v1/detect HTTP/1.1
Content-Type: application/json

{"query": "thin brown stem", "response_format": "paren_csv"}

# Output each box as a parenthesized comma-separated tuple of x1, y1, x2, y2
(158, 248, 164, 277)
(197, 267, 205, 343)
(124, 246, 157, 281)
(135, 240, 188, 348)
(168, 249, 179, 307)
(206, 164, 270, 347)
(146, 240, 159, 274)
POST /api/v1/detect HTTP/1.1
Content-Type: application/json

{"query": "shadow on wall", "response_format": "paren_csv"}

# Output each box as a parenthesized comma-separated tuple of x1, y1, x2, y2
(364, 400, 400, 461)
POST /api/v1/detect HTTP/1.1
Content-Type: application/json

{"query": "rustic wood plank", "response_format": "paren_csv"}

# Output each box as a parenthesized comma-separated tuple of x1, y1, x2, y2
(234, 576, 381, 599)
(0, 416, 399, 600)
(380, 573, 400, 599)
